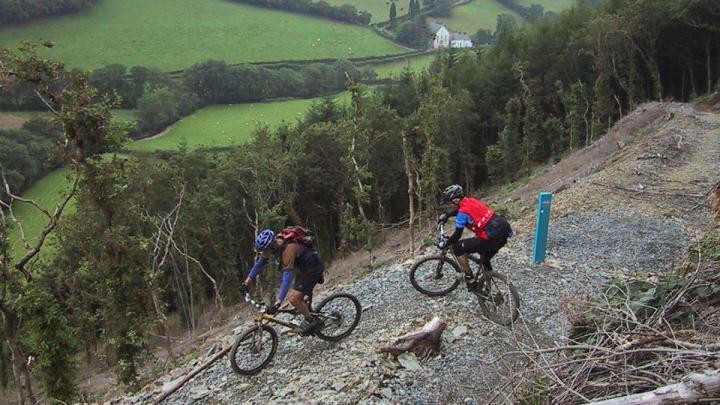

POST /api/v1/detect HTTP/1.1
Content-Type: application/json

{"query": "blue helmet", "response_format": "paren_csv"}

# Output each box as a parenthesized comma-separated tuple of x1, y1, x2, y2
(255, 229, 275, 251)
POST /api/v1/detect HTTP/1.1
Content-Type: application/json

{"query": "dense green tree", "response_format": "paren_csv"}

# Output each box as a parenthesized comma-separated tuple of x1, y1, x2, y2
(389, 2, 397, 22)
(17, 286, 77, 401)
(409, 0, 417, 17)
(0, 0, 96, 25)
(88, 64, 131, 107)
(473, 28, 494, 45)
(431, 0, 452, 17)
(0, 43, 126, 404)
(396, 19, 431, 48)
(224, 0, 371, 25)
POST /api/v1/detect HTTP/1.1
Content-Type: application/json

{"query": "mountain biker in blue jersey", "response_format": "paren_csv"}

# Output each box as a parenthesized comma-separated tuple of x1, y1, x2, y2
(436, 184, 513, 291)
(239, 229, 325, 335)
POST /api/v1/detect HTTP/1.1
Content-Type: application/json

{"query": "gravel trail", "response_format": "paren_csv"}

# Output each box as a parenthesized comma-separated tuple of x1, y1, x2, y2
(119, 103, 719, 404)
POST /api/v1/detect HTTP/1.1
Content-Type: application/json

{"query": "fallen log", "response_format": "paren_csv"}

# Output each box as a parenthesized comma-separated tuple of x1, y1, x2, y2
(378, 317, 446, 357)
(587, 369, 720, 405)
(153, 344, 231, 404)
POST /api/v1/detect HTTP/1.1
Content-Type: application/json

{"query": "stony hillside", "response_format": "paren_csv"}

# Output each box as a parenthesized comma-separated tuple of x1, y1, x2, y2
(117, 102, 719, 404)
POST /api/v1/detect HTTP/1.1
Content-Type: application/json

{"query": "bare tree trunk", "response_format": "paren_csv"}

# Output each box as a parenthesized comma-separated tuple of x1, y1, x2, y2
(578, 81, 591, 146)
(1, 310, 32, 405)
(151, 291, 175, 367)
(614, 93, 623, 117)
(689, 65, 698, 96)
(611, 53, 633, 110)
(184, 252, 196, 331)
(414, 170, 423, 219)
(707, 39, 713, 94)
(681, 68, 686, 101)
(349, 136, 368, 221)
(401, 131, 416, 254)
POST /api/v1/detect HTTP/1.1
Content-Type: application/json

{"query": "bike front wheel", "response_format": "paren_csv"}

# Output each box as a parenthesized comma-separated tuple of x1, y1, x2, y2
(313, 293, 362, 342)
(476, 271, 520, 326)
(229, 324, 278, 375)
(409, 255, 462, 296)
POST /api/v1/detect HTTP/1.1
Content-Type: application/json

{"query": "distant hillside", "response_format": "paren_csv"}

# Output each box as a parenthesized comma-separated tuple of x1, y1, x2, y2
(0, 0, 96, 25)
(434, 0, 522, 35)
(0, 0, 406, 70)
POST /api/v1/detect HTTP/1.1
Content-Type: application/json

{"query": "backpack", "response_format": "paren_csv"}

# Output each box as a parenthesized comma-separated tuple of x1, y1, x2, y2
(277, 226, 316, 250)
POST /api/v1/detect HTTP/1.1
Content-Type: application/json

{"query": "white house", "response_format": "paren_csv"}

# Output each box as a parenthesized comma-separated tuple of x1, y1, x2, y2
(429, 23, 473, 49)
(430, 22, 450, 48)
(451, 32, 473, 48)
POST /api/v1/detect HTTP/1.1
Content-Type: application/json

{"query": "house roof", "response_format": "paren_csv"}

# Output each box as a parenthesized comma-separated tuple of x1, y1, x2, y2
(451, 32, 471, 41)
(429, 22, 446, 33)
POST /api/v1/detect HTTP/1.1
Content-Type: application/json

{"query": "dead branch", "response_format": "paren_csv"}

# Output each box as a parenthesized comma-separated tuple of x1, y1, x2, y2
(401, 130, 416, 255)
(152, 344, 232, 404)
(12, 164, 80, 276)
(586, 370, 720, 405)
(170, 236, 223, 310)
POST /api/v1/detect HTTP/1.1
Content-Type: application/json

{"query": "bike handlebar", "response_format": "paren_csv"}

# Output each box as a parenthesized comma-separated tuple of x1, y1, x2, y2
(438, 222, 449, 241)
(243, 292, 267, 312)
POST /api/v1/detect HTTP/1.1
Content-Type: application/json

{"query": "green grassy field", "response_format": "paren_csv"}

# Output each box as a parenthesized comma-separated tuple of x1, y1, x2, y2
(516, 0, 575, 13)
(111, 109, 138, 125)
(0, 0, 406, 71)
(6, 167, 74, 260)
(370, 53, 437, 78)
(323, 0, 407, 23)
(130, 93, 351, 151)
(433, 0, 521, 35)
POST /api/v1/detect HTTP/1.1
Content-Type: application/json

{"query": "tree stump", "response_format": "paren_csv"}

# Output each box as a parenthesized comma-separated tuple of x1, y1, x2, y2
(378, 317, 446, 358)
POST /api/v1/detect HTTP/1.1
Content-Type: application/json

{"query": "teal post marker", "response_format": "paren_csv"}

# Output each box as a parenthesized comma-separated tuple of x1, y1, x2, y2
(533, 192, 553, 264)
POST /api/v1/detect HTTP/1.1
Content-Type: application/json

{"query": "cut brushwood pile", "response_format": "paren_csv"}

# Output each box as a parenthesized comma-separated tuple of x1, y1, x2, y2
(505, 234, 720, 404)
(378, 317, 446, 358)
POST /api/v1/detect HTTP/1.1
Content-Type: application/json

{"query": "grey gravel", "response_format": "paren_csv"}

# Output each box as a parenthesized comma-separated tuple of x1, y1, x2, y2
(117, 102, 720, 405)
(115, 211, 695, 405)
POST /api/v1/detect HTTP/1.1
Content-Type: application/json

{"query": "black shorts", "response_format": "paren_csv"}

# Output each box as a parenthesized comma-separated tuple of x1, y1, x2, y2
(452, 214, 511, 260)
(292, 269, 323, 296)
(452, 236, 507, 259)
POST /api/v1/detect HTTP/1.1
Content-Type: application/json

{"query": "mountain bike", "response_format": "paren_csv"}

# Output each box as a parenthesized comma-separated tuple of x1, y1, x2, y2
(229, 291, 362, 375)
(409, 223, 520, 326)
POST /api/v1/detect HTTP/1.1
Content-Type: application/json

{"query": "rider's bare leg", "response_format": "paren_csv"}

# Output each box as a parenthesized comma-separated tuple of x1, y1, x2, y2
(457, 254, 472, 277)
(288, 289, 313, 320)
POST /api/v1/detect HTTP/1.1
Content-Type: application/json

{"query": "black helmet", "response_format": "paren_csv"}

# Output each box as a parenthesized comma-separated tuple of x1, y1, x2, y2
(441, 184, 464, 203)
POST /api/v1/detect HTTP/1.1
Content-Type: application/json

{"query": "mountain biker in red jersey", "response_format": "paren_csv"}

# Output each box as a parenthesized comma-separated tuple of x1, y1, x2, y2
(436, 184, 513, 290)
(239, 229, 324, 335)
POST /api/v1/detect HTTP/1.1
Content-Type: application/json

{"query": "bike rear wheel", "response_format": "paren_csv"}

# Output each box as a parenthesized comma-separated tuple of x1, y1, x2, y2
(313, 293, 362, 342)
(229, 324, 278, 375)
(476, 271, 520, 326)
(409, 255, 462, 296)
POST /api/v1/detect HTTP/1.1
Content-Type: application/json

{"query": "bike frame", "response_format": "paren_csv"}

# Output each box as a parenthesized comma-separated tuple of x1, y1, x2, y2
(244, 293, 304, 331)
(437, 223, 489, 279)
(243, 293, 326, 332)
